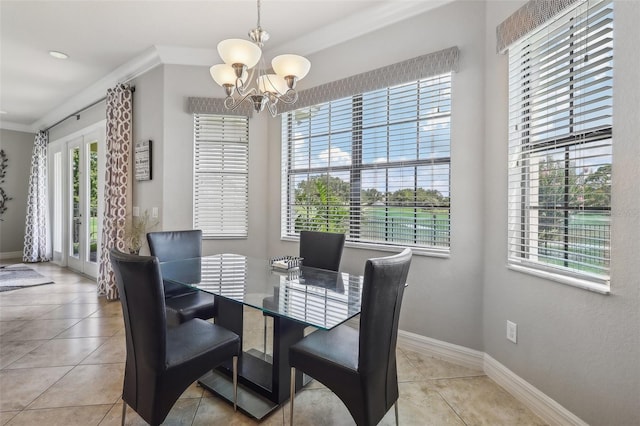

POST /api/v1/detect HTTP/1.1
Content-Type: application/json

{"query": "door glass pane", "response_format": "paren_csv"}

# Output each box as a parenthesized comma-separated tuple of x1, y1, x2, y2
(53, 152, 62, 253)
(88, 142, 98, 263)
(71, 146, 80, 259)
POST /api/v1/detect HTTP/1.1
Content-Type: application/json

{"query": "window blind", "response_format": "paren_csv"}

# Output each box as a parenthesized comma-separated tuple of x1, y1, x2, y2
(507, 0, 613, 283)
(193, 114, 249, 238)
(282, 73, 451, 251)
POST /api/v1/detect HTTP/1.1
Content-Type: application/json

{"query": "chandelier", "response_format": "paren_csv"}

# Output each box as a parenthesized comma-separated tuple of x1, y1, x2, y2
(209, 0, 311, 117)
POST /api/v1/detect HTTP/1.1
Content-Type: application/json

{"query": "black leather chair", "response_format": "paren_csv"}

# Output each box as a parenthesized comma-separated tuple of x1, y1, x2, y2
(147, 230, 217, 324)
(262, 231, 345, 351)
(288, 248, 412, 426)
(110, 249, 240, 426)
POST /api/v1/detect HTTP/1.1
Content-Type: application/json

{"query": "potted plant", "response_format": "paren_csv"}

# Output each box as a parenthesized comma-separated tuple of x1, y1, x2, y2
(124, 209, 158, 255)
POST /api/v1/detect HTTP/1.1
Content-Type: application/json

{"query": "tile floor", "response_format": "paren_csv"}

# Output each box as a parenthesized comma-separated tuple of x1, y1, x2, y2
(0, 260, 546, 425)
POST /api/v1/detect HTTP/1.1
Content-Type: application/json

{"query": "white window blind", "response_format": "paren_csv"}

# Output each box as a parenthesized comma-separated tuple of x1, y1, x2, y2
(507, 0, 613, 284)
(282, 73, 451, 251)
(193, 114, 249, 238)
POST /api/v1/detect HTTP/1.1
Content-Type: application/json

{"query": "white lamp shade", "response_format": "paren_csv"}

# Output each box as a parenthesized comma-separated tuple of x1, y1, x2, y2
(258, 74, 288, 94)
(210, 64, 247, 86)
(217, 39, 261, 69)
(272, 54, 311, 80)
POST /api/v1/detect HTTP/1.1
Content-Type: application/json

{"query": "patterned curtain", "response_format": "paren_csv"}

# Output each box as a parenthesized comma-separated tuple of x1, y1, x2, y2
(23, 131, 50, 263)
(97, 84, 133, 300)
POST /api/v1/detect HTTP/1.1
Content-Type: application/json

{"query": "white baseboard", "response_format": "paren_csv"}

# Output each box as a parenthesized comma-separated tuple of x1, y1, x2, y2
(397, 330, 586, 426)
(484, 354, 587, 426)
(0, 251, 22, 260)
(398, 329, 484, 370)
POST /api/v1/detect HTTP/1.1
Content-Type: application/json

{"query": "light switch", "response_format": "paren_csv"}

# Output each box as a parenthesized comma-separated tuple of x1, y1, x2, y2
(152, 207, 159, 218)
(132, 206, 140, 217)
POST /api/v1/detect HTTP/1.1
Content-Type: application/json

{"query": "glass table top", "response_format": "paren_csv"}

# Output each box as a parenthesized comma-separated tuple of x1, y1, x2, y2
(160, 253, 364, 330)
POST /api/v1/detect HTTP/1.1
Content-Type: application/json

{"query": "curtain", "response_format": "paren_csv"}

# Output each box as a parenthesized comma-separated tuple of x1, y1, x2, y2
(23, 131, 50, 262)
(97, 84, 133, 300)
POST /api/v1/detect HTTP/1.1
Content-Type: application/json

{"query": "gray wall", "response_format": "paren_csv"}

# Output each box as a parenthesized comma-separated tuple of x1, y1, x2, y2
(0, 129, 34, 255)
(482, 1, 640, 425)
(267, 0, 487, 351)
(49, 102, 106, 142)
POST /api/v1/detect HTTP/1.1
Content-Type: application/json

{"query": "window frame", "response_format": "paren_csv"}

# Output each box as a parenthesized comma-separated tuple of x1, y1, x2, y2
(281, 74, 453, 255)
(506, 0, 613, 292)
(193, 113, 249, 239)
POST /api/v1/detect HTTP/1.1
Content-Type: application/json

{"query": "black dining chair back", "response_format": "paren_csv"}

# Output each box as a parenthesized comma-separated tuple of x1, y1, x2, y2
(110, 249, 240, 426)
(147, 229, 202, 262)
(289, 248, 412, 426)
(147, 230, 217, 324)
(299, 230, 345, 271)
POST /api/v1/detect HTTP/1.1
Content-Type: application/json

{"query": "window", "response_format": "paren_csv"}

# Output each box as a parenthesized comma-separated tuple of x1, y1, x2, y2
(282, 73, 451, 252)
(193, 114, 249, 238)
(507, 0, 613, 287)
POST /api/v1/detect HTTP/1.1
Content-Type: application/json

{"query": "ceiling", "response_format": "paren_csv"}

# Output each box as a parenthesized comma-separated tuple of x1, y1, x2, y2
(0, 0, 449, 133)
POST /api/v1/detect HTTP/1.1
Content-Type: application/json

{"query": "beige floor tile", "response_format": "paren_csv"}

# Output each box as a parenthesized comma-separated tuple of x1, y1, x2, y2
(81, 334, 126, 365)
(396, 349, 425, 383)
(0, 411, 19, 426)
(179, 382, 206, 399)
(0, 321, 28, 337)
(283, 388, 352, 426)
(54, 316, 124, 339)
(0, 318, 80, 341)
(88, 301, 123, 318)
(5, 404, 112, 426)
(433, 376, 547, 425)
(28, 363, 124, 409)
(37, 303, 100, 319)
(0, 305, 60, 322)
(0, 366, 73, 411)
(0, 293, 78, 306)
(100, 398, 201, 426)
(6, 337, 107, 369)
(193, 396, 283, 426)
(379, 382, 465, 426)
(403, 349, 484, 380)
(0, 340, 47, 369)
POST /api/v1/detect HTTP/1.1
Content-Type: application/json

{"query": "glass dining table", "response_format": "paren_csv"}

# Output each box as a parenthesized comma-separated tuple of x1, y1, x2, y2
(160, 253, 364, 420)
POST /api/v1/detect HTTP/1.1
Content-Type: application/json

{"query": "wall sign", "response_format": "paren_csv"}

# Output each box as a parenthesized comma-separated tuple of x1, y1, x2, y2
(135, 140, 152, 181)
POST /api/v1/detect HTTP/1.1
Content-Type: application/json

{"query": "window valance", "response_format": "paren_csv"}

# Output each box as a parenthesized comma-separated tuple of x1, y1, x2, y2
(277, 46, 459, 114)
(187, 97, 253, 117)
(496, 0, 581, 53)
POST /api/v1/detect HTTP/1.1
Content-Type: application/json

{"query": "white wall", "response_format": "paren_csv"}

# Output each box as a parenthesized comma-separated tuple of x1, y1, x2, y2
(0, 129, 34, 255)
(483, 1, 640, 425)
(267, 0, 487, 350)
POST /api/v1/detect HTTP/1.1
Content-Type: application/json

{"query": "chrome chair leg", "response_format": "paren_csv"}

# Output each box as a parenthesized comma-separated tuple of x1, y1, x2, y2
(394, 400, 399, 426)
(290, 367, 296, 425)
(233, 356, 238, 411)
(121, 400, 126, 426)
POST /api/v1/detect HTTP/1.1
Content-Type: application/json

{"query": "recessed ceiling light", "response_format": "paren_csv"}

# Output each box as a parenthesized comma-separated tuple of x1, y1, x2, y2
(49, 50, 69, 60)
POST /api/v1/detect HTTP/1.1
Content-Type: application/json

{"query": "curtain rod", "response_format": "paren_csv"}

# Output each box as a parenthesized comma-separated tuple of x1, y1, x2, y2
(43, 86, 135, 132)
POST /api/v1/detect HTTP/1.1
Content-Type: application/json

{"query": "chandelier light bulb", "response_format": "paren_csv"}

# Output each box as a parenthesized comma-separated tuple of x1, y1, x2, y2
(217, 39, 262, 69)
(210, 64, 247, 87)
(258, 74, 288, 94)
(272, 54, 311, 81)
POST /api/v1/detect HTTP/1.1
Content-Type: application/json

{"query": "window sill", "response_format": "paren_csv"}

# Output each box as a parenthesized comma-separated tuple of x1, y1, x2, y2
(507, 263, 610, 295)
(280, 236, 450, 259)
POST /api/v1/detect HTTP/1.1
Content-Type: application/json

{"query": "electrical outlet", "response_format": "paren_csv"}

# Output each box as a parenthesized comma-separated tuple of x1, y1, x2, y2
(507, 320, 517, 344)
(132, 206, 140, 217)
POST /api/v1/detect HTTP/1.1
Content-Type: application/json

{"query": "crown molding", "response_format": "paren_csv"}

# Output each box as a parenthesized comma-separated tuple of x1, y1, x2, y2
(266, 0, 453, 57)
(28, 0, 454, 132)
(0, 121, 34, 133)
(30, 46, 163, 132)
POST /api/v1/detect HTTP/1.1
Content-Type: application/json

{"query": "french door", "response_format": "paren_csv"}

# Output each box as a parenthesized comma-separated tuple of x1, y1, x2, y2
(49, 123, 104, 278)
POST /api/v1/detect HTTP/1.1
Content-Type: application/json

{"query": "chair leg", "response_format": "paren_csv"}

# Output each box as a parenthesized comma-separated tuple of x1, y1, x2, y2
(394, 400, 399, 426)
(121, 399, 127, 426)
(290, 367, 296, 425)
(233, 356, 238, 412)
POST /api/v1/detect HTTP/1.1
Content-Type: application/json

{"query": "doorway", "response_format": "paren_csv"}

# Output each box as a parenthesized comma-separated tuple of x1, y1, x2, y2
(49, 123, 105, 279)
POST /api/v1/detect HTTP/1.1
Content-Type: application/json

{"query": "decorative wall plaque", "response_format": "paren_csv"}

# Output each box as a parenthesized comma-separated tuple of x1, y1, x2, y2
(135, 140, 152, 181)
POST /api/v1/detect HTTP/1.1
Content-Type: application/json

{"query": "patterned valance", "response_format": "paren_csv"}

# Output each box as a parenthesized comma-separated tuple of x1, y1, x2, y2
(187, 97, 253, 117)
(496, 0, 581, 54)
(278, 46, 459, 114)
